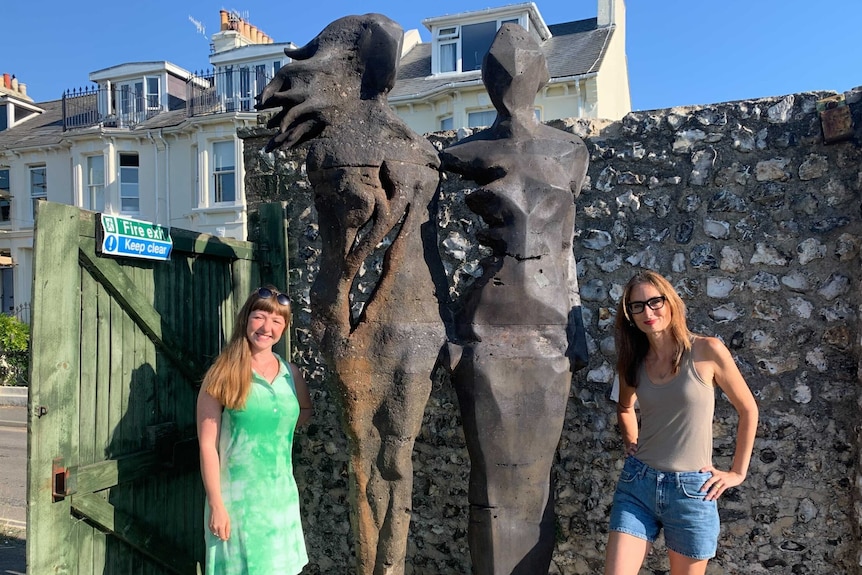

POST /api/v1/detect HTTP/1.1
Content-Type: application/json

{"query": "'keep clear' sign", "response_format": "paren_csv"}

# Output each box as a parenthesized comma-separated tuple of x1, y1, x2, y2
(97, 214, 173, 261)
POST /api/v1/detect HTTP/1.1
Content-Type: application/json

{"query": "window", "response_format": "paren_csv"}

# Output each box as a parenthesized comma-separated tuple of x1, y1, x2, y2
(145, 77, 160, 111)
(434, 17, 522, 74)
(86, 156, 105, 212)
(0, 105, 7, 132)
(438, 26, 458, 39)
(440, 116, 454, 131)
(239, 67, 253, 111)
(0, 169, 9, 223)
(29, 166, 46, 221)
(222, 66, 236, 112)
(439, 42, 457, 73)
(119, 153, 139, 214)
(119, 81, 144, 117)
(468, 110, 496, 128)
(461, 21, 497, 72)
(213, 141, 236, 203)
(255, 64, 268, 101)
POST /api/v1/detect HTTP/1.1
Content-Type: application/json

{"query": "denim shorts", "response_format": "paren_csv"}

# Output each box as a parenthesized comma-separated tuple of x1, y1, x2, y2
(608, 456, 719, 560)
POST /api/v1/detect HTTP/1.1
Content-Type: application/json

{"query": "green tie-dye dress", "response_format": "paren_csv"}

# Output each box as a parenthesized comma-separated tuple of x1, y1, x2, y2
(205, 357, 308, 575)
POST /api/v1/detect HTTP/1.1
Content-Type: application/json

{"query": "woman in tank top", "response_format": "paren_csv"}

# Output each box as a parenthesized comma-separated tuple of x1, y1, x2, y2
(604, 271, 758, 575)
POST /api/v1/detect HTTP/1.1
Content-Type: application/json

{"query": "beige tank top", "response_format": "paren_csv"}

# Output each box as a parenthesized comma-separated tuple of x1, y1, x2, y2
(633, 349, 715, 472)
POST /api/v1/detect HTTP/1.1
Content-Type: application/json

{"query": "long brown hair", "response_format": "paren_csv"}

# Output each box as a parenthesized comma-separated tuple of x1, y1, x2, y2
(202, 285, 292, 410)
(615, 271, 692, 388)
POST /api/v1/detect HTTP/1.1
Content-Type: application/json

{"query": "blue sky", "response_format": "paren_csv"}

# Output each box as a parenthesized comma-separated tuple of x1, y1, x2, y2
(4, 0, 860, 111)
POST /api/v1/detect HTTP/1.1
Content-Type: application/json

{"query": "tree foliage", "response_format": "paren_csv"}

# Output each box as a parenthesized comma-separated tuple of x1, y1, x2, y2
(0, 314, 29, 386)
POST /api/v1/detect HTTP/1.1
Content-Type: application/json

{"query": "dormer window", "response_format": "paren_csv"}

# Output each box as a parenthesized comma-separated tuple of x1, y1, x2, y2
(433, 16, 525, 75)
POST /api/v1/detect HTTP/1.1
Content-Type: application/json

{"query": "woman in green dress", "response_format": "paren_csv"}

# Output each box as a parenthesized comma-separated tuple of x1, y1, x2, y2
(197, 286, 313, 574)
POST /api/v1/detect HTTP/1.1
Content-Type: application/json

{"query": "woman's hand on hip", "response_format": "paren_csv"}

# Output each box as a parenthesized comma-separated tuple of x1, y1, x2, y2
(699, 466, 744, 501)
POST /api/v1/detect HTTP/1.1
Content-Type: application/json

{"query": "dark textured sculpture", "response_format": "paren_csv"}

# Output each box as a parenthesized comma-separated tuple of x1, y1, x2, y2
(255, 14, 445, 575)
(439, 24, 589, 574)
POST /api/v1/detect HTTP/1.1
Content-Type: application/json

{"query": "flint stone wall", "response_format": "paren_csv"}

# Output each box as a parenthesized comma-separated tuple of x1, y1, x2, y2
(240, 87, 862, 574)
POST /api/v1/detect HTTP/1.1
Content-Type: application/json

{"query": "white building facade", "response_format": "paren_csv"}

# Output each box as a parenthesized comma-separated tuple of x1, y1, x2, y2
(0, 10, 291, 321)
(390, 0, 630, 133)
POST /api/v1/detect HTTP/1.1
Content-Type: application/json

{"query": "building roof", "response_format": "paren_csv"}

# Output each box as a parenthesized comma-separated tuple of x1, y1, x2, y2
(390, 17, 613, 101)
(0, 100, 64, 152)
(0, 99, 196, 154)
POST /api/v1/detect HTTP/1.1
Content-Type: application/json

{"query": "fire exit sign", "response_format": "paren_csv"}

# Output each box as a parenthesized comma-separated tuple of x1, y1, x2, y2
(97, 214, 173, 261)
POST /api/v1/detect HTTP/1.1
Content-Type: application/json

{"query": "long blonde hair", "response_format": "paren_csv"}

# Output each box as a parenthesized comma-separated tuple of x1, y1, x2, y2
(202, 285, 292, 410)
(615, 271, 692, 388)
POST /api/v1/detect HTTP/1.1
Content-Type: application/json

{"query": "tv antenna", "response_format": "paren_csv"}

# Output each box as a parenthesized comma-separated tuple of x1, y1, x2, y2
(188, 15, 207, 39)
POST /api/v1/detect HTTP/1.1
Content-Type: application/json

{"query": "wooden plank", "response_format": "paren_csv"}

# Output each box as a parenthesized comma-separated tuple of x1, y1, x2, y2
(71, 493, 197, 575)
(75, 451, 161, 495)
(77, 213, 255, 261)
(77, 269, 99, 575)
(27, 202, 83, 574)
(78, 239, 206, 384)
(95, 282, 111, 474)
(257, 202, 290, 354)
(72, 515, 95, 575)
(79, 272, 100, 467)
(170, 227, 255, 260)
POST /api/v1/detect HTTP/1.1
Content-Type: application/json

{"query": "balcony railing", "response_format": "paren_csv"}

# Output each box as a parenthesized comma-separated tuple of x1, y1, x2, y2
(62, 86, 162, 131)
(186, 68, 272, 118)
(61, 69, 275, 129)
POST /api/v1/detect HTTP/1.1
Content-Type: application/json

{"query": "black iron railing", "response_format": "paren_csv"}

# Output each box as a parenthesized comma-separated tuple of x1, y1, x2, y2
(186, 68, 272, 117)
(62, 86, 161, 131)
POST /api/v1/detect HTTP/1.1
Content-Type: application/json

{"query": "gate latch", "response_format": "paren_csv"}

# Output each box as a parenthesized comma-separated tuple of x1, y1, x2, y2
(52, 457, 77, 501)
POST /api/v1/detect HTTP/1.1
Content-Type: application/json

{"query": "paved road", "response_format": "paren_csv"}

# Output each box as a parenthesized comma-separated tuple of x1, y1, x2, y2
(0, 406, 26, 574)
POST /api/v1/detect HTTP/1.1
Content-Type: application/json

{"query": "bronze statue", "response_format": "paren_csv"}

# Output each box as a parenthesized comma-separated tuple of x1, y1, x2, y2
(256, 14, 446, 575)
(438, 23, 589, 574)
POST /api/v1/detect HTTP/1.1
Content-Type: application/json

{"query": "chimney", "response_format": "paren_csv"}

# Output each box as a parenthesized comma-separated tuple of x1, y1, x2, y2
(597, 0, 620, 27)
(220, 10, 229, 31)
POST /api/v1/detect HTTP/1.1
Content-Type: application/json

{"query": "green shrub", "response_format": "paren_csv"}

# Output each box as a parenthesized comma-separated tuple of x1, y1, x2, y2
(0, 314, 29, 386)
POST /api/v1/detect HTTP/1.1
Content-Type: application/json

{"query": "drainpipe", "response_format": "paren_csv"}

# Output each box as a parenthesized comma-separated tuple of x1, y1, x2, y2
(158, 129, 170, 230)
(148, 132, 159, 224)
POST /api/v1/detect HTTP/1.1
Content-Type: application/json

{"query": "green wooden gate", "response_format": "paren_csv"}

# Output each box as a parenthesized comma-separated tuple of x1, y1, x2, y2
(27, 201, 289, 575)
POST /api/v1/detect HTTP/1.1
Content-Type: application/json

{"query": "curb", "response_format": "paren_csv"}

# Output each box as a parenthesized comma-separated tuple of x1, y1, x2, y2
(0, 387, 27, 407)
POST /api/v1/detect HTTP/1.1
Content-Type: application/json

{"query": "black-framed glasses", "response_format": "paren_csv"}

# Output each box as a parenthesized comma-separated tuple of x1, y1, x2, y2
(627, 295, 666, 315)
(255, 287, 291, 306)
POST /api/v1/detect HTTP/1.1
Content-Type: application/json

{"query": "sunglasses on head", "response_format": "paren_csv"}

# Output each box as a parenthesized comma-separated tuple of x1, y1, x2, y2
(255, 287, 291, 306)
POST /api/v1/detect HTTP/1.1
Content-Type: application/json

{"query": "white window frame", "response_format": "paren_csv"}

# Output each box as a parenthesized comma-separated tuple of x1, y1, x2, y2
(119, 153, 140, 216)
(145, 76, 160, 112)
(29, 166, 46, 222)
(212, 140, 237, 204)
(439, 40, 458, 74)
(86, 155, 106, 213)
(432, 16, 526, 75)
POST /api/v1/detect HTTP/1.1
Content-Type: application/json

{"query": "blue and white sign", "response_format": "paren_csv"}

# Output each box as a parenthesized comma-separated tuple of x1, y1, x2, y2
(98, 215, 173, 261)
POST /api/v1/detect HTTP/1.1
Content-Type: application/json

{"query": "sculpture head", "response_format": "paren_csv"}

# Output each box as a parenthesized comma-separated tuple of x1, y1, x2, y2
(255, 13, 404, 151)
(482, 23, 550, 121)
